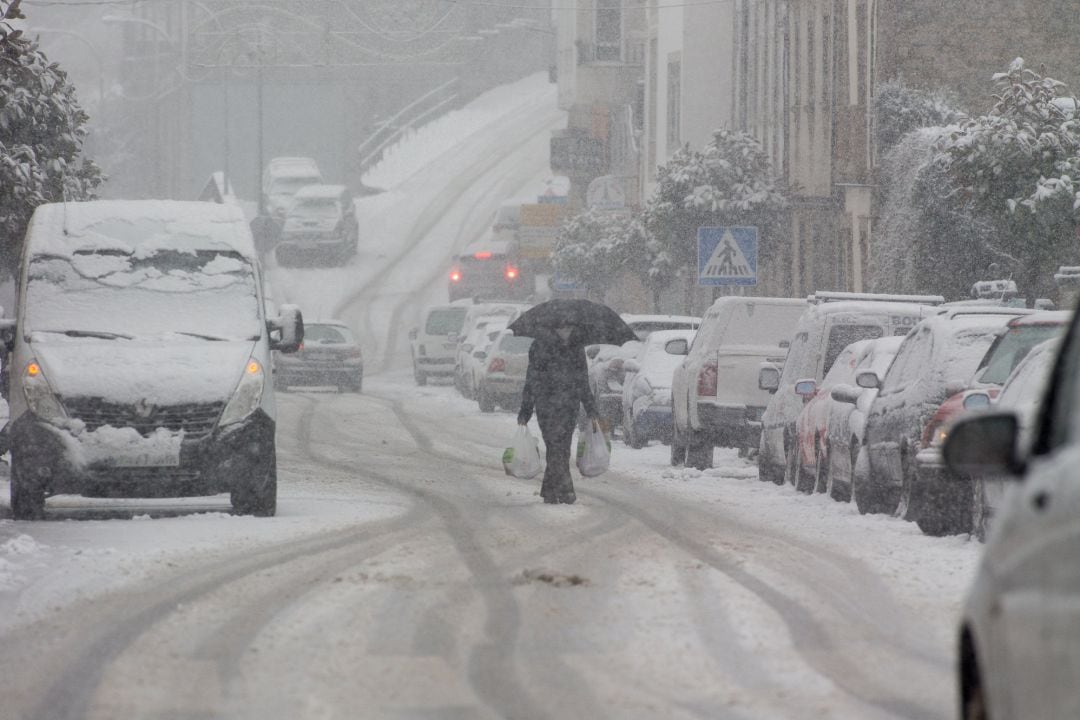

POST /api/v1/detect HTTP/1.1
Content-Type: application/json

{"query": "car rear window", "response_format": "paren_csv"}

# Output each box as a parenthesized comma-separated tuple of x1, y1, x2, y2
(824, 325, 884, 375)
(426, 308, 468, 335)
(498, 335, 533, 353)
(305, 325, 351, 344)
(977, 324, 1063, 384)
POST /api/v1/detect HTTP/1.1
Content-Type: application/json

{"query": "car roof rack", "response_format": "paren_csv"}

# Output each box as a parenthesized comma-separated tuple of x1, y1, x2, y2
(807, 291, 945, 306)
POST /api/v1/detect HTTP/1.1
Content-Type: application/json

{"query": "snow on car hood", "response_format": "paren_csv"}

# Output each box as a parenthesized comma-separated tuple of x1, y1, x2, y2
(33, 338, 255, 405)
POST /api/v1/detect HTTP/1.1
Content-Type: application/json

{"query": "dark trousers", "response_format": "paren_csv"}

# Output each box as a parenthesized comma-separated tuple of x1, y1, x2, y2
(536, 401, 578, 499)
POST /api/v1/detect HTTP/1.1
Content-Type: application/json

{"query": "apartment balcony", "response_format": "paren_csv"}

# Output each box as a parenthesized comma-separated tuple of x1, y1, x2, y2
(571, 41, 644, 108)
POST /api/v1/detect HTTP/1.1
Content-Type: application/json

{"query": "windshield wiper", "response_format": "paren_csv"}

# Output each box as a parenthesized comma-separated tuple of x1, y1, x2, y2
(35, 329, 134, 340)
(173, 332, 259, 342)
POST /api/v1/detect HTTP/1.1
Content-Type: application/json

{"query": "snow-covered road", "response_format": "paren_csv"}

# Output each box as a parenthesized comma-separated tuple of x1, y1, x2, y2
(0, 74, 978, 720)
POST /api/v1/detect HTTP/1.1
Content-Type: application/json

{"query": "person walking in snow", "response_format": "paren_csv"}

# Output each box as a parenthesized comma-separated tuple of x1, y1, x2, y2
(517, 325, 599, 504)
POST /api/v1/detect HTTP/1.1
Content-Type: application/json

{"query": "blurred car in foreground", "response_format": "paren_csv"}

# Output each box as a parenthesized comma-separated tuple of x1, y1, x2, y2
(476, 330, 533, 412)
(944, 308, 1080, 720)
(274, 320, 363, 393)
(620, 329, 695, 448)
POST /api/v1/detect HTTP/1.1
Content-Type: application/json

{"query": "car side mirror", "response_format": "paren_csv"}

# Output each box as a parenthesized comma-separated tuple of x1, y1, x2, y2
(962, 391, 993, 411)
(665, 339, 689, 356)
(795, 379, 817, 398)
(758, 365, 780, 393)
(943, 411, 1023, 478)
(409, 328, 418, 341)
(830, 383, 861, 404)
(856, 371, 881, 390)
(270, 304, 304, 353)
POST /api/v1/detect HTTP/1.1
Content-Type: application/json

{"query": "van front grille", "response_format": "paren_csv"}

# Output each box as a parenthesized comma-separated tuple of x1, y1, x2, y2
(62, 398, 225, 439)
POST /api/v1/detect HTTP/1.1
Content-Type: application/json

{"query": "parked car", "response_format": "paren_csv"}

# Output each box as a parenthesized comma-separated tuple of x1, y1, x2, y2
(3, 200, 303, 519)
(621, 314, 701, 340)
(808, 335, 905, 501)
(410, 302, 471, 385)
(274, 320, 363, 393)
(454, 319, 505, 398)
(671, 296, 805, 469)
(621, 329, 696, 448)
(913, 311, 1068, 533)
(855, 307, 1030, 534)
(962, 338, 1058, 541)
(275, 184, 358, 266)
(942, 309, 1080, 720)
(262, 156, 321, 221)
(790, 335, 905, 497)
(757, 292, 944, 486)
(588, 340, 643, 430)
(476, 330, 533, 412)
(462, 325, 506, 400)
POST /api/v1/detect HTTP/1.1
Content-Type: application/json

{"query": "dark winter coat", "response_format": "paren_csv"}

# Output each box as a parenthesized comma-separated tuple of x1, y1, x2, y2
(517, 330, 599, 425)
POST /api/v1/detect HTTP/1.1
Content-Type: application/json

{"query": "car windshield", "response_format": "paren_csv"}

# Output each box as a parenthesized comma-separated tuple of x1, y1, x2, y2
(25, 249, 260, 342)
(305, 324, 352, 344)
(289, 197, 340, 219)
(426, 308, 468, 335)
(976, 323, 1063, 384)
(270, 176, 318, 195)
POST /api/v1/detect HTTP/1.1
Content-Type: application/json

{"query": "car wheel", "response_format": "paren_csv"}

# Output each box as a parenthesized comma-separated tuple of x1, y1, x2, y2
(231, 456, 277, 517)
(670, 421, 687, 466)
(414, 368, 427, 386)
(686, 431, 713, 470)
(827, 442, 856, 502)
(852, 446, 889, 515)
(896, 452, 920, 522)
(10, 456, 46, 521)
(478, 389, 496, 413)
(918, 476, 973, 536)
(625, 420, 646, 449)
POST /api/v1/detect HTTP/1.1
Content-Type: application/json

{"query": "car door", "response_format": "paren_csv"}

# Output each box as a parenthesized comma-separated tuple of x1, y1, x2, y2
(865, 327, 932, 484)
(987, 319, 1080, 719)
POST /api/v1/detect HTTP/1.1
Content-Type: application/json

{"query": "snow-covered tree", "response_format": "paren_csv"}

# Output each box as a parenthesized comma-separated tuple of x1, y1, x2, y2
(875, 80, 962, 151)
(0, 0, 102, 272)
(642, 129, 787, 305)
(551, 208, 640, 302)
(936, 58, 1080, 300)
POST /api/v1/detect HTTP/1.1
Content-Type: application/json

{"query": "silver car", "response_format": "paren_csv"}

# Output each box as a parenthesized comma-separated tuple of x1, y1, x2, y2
(944, 308, 1080, 720)
(476, 330, 533, 413)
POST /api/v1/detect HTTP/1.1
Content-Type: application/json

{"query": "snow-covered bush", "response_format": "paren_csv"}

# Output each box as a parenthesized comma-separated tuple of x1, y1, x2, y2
(642, 129, 787, 301)
(0, 0, 102, 273)
(875, 80, 962, 152)
(552, 208, 644, 302)
(936, 58, 1080, 300)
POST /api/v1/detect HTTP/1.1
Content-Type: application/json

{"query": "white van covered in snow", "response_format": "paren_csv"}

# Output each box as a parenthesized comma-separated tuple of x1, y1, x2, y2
(2, 200, 304, 519)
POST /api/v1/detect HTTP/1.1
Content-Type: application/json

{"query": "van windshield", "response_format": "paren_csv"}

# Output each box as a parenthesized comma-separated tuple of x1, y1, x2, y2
(25, 249, 261, 342)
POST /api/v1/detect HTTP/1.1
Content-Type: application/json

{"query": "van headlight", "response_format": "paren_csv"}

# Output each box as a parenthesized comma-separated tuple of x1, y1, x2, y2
(23, 361, 67, 421)
(220, 359, 265, 426)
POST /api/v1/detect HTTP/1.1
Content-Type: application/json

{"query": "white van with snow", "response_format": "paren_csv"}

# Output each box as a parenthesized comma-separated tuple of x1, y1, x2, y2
(670, 296, 806, 468)
(1, 200, 303, 519)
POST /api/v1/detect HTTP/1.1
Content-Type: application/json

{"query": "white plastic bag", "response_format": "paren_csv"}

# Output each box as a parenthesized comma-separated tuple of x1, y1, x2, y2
(503, 425, 544, 479)
(576, 420, 611, 477)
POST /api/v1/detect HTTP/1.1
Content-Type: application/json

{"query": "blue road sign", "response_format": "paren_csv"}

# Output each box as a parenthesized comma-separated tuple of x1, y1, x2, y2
(697, 226, 759, 286)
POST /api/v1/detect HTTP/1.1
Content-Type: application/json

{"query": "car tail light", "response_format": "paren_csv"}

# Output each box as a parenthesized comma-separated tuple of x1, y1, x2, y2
(923, 396, 964, 447)
(697, 359, 718, 397)
(505, 266, 519, 280)
(488, 357, 506, 373)
(450, 269, 462, 283)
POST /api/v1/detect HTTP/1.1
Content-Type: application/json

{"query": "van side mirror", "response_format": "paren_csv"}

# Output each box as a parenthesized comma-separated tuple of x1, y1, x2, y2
(270, 304, 304, 353)
(758, 365, 780, 393)
(665, 339, 689, 356)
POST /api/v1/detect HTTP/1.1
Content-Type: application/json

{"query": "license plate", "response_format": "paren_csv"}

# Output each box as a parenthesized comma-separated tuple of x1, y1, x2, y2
(114, 449, 181, 468)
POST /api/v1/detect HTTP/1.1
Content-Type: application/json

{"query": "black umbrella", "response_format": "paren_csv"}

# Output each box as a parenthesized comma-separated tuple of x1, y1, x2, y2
(508, 299, 637, 346)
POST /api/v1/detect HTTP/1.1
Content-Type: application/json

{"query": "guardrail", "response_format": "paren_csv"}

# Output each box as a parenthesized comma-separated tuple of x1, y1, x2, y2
(356, 77, 460, 176)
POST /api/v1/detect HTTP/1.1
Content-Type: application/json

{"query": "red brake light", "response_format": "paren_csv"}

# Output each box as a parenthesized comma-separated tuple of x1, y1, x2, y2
(488, 357, 506, 373)
(474, 251, 493, 260)
(697, 359, 718, 397)
(450, 269, 462, 283)
(505, 266, 518, 280)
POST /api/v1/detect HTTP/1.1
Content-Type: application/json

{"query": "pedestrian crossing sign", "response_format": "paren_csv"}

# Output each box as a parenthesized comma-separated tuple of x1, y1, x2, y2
(697, 226, 758, 286)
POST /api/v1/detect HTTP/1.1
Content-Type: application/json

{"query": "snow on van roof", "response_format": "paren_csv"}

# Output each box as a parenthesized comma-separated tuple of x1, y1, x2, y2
(293, 184, 348, 199)
(808, 291, 944, 305)
(27, 200, 256, 258)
